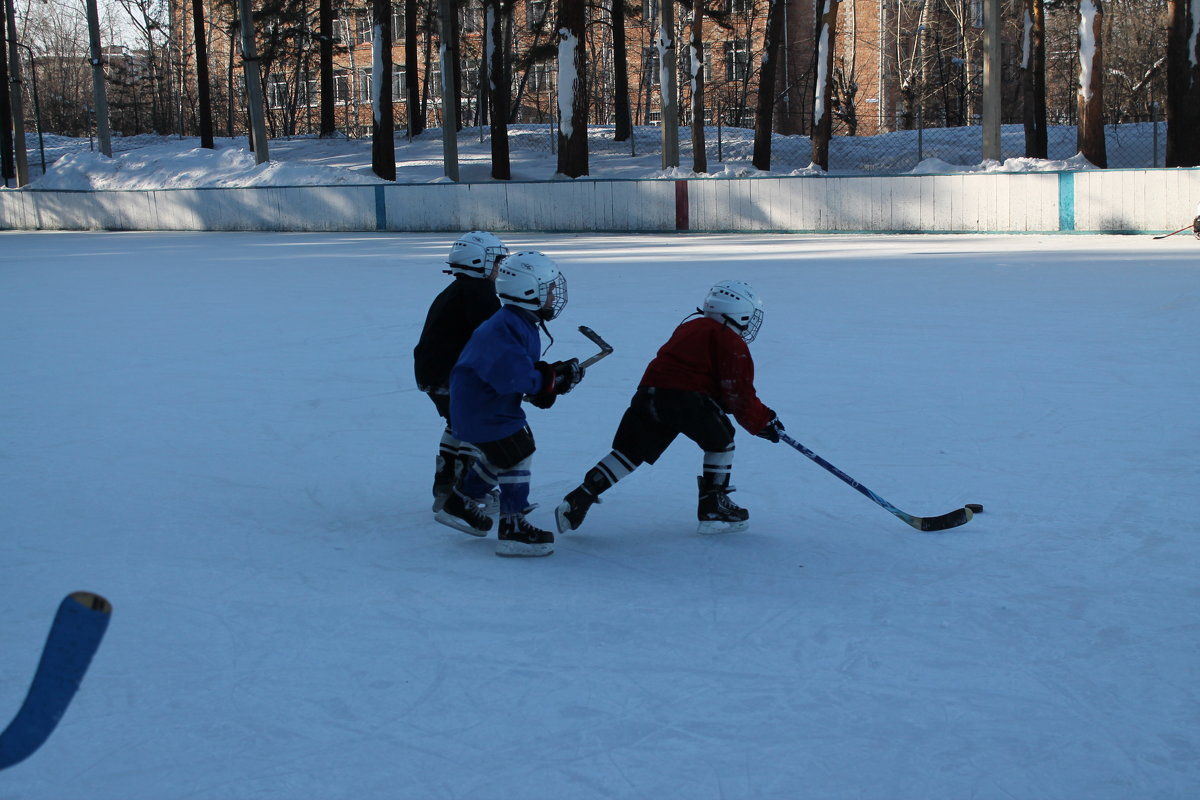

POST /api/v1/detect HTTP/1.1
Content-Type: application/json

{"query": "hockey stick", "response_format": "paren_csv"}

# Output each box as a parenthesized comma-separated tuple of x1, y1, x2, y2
(578, 325, 614, 369)
(1152, 225, 1192, 240)
(779, 433, 975, 532)
(0, 592, 112, 771)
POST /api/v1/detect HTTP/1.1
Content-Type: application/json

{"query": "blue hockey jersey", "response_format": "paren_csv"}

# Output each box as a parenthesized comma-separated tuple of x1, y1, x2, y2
(449, 306, 548, 444)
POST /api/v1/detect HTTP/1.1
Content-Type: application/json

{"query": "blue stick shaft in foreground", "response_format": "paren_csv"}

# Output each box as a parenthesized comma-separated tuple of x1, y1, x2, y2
(0, 592, 112, 770)
(779, 433, 973, 531)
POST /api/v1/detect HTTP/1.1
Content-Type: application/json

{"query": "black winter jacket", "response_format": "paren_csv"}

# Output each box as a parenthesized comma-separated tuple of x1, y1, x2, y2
(413, 275, 501, 392)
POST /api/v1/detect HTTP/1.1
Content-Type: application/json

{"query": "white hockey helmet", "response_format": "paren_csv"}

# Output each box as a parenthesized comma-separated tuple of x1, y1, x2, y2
(496, 251, 568, 320)
(702, 280, 764, 342)
(447, 230, 508, 277)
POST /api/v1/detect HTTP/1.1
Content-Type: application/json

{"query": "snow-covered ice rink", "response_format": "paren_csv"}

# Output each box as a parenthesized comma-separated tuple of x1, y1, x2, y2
(1, 231, 1197, 799)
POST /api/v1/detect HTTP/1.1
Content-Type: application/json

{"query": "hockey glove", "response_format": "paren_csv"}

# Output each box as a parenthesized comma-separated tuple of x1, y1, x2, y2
(756, 413, 785, 443)
(549, 358, 585, 395)
(529, 361, 558, 409)
(531, 359, 585, 408)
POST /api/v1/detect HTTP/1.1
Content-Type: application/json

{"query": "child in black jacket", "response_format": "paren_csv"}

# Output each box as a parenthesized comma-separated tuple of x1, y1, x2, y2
(413, 231, 507, 511)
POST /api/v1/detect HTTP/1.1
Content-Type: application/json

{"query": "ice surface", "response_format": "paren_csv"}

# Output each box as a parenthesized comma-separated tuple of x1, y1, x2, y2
(1, 231, 1197, 799)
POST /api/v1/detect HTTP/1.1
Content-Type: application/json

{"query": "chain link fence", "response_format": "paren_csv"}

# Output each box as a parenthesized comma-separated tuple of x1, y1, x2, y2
(502, 117, 1169, 175)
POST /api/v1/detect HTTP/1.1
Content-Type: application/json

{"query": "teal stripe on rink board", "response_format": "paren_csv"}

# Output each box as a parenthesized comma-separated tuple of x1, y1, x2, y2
(1058, 172, 1075, 231)
(375, 185, 387, 230)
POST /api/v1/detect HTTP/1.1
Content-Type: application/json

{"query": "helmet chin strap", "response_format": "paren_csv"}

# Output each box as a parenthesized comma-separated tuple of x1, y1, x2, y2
(721, 314, 748, 337)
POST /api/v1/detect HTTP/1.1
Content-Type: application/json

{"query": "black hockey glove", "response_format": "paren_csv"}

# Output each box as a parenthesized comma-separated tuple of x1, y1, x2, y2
(549, 358, 585, 395)
(531, 359, 585, 408)
(756, 413, 785, 443)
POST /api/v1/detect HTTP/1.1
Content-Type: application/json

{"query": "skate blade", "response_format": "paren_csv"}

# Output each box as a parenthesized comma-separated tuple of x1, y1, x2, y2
(697, 519, 749, 535)
(434, 510, 490, 537)
(553, 502, 574, 534)
(495, 540, 554, 558)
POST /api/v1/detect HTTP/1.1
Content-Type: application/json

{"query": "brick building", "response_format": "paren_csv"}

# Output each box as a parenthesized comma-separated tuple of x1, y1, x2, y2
(182, 1, 984, 141)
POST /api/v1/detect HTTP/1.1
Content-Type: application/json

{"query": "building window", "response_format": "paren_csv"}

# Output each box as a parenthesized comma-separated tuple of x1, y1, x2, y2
(334, 70, 351, 104)
(461, 1, 480, 32)
(267, 73, 288, 109)
(644, 46, 660, 86)
(355, 10, 373, 46)
(691, 41, 713, 84)
(969, 0, 984, 27)
(358, 67, 372, 103)
(528, 62, 553, 91)
(725, 38, 751, 82)
(727, 0, 751, 14)
(527, 0, 547, 30)
(356, 67, 405, 101)
(462, 57, 483, 95)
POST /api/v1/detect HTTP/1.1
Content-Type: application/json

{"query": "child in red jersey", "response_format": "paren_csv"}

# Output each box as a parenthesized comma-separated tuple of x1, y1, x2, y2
(555, 280, 784, 535)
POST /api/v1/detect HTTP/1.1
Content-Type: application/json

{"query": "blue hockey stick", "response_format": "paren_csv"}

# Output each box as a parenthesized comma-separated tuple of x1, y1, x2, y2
(0, 592, 112, 770)
(780, 433, 975, 531)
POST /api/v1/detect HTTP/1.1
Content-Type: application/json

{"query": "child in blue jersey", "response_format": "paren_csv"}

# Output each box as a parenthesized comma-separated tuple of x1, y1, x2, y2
(434, 251, 584, 558)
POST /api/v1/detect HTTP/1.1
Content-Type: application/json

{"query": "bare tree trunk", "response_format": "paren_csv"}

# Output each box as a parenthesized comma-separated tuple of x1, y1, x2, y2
(1165, 0, 1200, 167)
(751, 0, 787, 170)
(1076, 0, 1106, 168)
(808, 0, 838, 170)
(85, 0, 112, 156)
(226, 19, 237, 137)
(895, 0, 931, 131)
(2, 0, 27, 183)
(191, 0, 214, 147)
(371, 0, 395, 180)
(557, 0, 588, 177)
(612, 0, 631, 141)
(1021, 0, 1047, 158)
(658, 0, 679, 168)
(167, 0, 178, 136)
(439, 0, 459, 179)
(449, 0, 463, 131)
(486, 0, 510, 179)
(237, 0, 269, 162)
(690, 1, 706, 174)
(319, 0, 335, 136)
(406, 0, 424, 135)
(0, 5, 14, 185)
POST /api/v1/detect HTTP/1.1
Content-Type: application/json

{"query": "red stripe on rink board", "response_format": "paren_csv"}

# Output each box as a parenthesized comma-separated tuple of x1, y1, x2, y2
(675, 180, 689, 231)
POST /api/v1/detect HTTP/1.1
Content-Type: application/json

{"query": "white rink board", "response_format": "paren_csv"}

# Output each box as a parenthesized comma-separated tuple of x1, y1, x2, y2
(1, 168, 1197, 234)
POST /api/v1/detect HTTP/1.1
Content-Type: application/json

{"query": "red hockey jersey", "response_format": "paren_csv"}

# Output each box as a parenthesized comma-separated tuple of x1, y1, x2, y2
(639, 316, 773, 435)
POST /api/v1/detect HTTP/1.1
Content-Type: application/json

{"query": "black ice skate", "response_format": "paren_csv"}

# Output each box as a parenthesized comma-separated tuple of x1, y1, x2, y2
(481, 488, 501, 517)
(435, 488, 493, 536)
(431, 453, 457, 512)
(696, 475, 750, 534)
(555, 486, 599, 533)
(496, 514, 554, 557)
